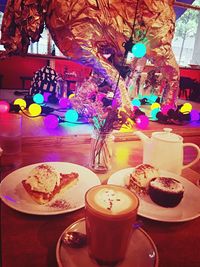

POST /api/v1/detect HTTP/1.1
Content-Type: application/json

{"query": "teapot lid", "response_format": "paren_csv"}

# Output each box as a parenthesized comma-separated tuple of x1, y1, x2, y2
(152, 128, 183, 142)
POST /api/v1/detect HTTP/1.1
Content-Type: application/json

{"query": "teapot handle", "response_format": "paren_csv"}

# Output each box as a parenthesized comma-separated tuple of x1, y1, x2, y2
(182, 143, 200, 170)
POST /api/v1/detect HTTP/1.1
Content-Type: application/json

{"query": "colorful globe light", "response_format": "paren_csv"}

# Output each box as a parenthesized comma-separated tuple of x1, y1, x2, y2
(33, 93, 44, 104)
(161, 104, 173, 115)
(59, 97, 71, 109)
(0, 100, 10, 113)
(135, 114, 149, 129)
(131, 43, 146, 58)
(148, 94, 158, 104)
(151, 102, 160, 110)
(131, 98, 141, 107)
(14, 98, 26, 110)
(43, 92, 51, 102)
(180, 103, 192, 114)
(28, 103, 42, 116)
(44, 114, 59, 129)
(68, 93, 75, 99)
(190, 110, 200, 121)
(65, 109, 79, 122)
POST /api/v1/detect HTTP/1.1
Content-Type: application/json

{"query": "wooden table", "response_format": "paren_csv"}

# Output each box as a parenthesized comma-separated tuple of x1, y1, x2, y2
(1, 139, 200, 267)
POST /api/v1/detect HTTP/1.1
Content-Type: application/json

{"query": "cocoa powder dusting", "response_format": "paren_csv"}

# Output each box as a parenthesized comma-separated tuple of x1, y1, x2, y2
(49, 199, 72, 209)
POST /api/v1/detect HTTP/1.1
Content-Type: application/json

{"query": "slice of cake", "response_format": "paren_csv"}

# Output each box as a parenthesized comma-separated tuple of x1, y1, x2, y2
(149, 177, 184, 207)
(126, 164, 159, 194)
(22, 164, 79, 204)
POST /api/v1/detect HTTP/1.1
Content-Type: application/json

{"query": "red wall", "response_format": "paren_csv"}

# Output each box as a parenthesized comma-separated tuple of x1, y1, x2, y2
(180, 67, 200, 82)
(0, 56, 91, 89)
(0, 56, 47, 89)
(0, 55, 199, 89)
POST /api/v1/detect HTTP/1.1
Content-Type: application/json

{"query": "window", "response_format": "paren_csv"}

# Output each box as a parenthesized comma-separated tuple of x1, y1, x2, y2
(0, 9, 62, 57)
(28, 26, 49, 55)
(0, 1, 200, 67)
(172, 0, 200, 67)
(0, 11, 5, 51)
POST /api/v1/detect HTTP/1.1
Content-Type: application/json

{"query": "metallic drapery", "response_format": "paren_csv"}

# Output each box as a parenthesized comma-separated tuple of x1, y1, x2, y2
(0, 0, 179, 107)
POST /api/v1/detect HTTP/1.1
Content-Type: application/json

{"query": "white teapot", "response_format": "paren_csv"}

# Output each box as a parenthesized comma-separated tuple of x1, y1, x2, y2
(135, 128, 200, 175)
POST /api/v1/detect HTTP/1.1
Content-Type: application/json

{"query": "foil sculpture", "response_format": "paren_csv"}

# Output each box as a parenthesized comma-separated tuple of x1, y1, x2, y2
(0, 0, 180, 107)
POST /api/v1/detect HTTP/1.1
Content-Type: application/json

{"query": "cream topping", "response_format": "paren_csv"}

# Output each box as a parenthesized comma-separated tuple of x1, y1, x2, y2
(150, 177, 184, 193)
(132, 164, 159, 188)
(94, 188, 132, 214)
(25, 164, 60, 193)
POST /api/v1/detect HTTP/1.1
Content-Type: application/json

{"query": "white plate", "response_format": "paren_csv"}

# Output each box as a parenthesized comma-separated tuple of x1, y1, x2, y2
(56, 218, 159, 267)
(107, 168, 200, 222)
(0, 162, 100, 215)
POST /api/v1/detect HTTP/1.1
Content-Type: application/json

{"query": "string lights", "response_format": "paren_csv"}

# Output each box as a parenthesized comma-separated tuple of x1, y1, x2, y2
(0, 94, 88, 129)
(0, 93, 199, 130)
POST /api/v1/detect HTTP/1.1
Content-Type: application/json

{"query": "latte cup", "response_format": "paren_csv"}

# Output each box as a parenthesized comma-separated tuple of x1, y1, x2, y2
(85, 184, 139, 265)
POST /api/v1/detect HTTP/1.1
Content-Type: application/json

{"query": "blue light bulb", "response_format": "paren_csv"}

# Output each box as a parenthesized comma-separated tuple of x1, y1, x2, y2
(131, 98, 141, 107)
(132, 43, 146, 58)
(65, 109, 79, 122)
(33, 93, 44, 104)
(148, 94, 158, 104)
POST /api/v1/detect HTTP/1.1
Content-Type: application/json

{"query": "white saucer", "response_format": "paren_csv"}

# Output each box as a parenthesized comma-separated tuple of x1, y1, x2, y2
(0, 162, 100, 215)
(56, 218, 159, 267)
(108, 168, 200, 222)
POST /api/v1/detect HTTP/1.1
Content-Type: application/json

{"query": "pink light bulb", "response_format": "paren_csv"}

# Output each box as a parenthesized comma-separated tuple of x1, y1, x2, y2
(161, 104, 173, 115)
(43, 92, 51, 102)
(0, 100, 10, 113)
(59, 97, 71, 109)
(190, 110, 200, 121)
(44, 114, 59, 129)
(136, 115, 149, 129)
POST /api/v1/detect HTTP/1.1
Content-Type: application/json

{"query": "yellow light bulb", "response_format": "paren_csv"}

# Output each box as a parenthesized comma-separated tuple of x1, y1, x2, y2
(151, 103, 160, 110)
(14, 98, 27, 110)
(120, 118, 134, 132)
(180, 103, 192, 113)
(28, 103, 42, 116)
(68, 93, 75, 99)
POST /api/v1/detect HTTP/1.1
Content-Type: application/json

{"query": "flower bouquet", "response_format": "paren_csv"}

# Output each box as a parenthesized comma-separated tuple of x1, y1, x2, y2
(89, 106, 133, 173)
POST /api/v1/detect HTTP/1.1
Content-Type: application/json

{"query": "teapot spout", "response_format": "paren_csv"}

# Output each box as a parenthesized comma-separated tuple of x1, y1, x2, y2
(134, 131, 150, 142)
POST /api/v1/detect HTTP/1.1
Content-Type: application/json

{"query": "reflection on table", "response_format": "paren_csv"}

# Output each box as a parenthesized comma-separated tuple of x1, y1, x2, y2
(0, 139, 200, 267)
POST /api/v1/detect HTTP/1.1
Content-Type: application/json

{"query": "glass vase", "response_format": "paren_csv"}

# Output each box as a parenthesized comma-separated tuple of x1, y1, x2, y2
(89, 131, 114, 173)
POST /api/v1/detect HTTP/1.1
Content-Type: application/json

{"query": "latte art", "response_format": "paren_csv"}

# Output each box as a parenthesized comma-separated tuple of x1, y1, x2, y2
(85, 185, 139, 265)
(86, 184, 139, 217)
(94, 188, 133, 214)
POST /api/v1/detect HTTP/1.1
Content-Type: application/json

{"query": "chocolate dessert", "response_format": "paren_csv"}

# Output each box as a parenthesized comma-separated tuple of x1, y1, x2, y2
(149, 177, 184, 207)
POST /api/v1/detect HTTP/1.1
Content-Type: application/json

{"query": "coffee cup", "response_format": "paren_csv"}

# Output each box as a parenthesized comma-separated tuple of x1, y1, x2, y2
(85, 184, 139, 265)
